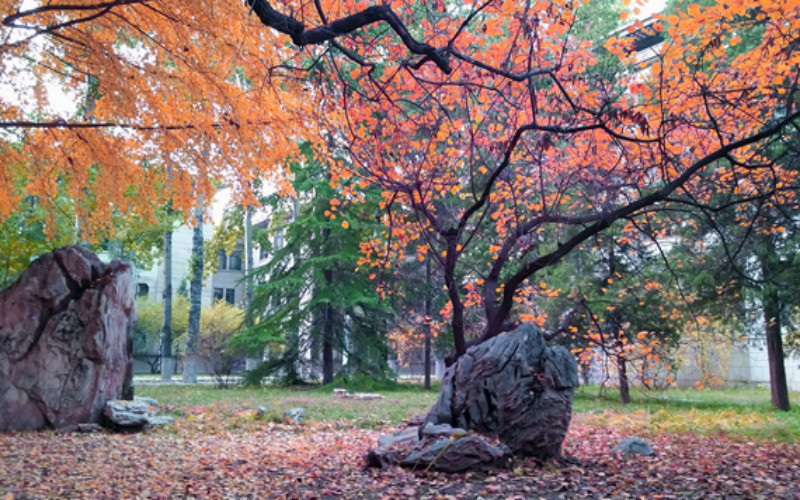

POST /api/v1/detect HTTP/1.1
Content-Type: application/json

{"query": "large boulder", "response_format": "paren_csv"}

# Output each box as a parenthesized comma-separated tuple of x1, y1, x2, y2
(0, 246, 135, 431)
(426, 324, 578, 460)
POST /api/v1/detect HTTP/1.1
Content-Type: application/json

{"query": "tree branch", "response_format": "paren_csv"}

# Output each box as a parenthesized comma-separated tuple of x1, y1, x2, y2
(245, 0, 451, 73)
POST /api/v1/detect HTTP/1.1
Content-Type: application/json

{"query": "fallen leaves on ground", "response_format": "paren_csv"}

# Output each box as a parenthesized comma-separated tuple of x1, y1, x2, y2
(1, 404, 798, 500)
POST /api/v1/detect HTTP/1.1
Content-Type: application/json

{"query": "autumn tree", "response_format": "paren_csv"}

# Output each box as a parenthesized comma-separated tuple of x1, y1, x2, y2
(198, 300, 248, 388)
(3, 1, 799, 401)
(535, 223, 686, 403)
(1, 0, 314, 243)
(231, 0, 800, 372)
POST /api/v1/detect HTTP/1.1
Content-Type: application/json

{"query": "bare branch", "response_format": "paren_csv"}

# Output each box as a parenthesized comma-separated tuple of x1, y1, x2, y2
(245, 0, 451, 73)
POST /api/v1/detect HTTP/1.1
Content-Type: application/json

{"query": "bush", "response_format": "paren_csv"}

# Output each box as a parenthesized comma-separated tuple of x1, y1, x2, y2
(198, 300, 248, 387)
(133, 296, 189, 353)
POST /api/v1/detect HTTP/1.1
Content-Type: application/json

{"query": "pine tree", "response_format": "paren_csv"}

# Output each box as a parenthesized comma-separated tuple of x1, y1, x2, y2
(235, 143, 395, 384)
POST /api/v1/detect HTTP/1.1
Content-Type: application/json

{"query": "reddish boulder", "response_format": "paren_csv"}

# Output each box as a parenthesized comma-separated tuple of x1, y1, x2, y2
(0, 246, 134, 431)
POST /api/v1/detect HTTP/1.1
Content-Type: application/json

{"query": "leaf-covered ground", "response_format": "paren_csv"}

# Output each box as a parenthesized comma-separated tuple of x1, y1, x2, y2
(1, 404, 798, 500)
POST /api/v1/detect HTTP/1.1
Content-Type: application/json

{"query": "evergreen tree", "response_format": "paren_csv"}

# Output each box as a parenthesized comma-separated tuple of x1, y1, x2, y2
(236, 143, 395, 384)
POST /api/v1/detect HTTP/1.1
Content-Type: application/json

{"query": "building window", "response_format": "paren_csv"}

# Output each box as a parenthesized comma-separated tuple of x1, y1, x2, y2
(274, 228, 285, 251)
(136, 283, 149, 297)
(213, 288, 224, 302)
(229, 252, 242, 271)
(217, 250, 227, 270)
(225, 288, 236, 305)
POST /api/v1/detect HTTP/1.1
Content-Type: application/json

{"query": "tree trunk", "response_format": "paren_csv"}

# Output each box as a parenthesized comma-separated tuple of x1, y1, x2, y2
(322, 300, 334, 384)
(320, 218, 335, 385)
(244, 205, 254, 309)
(159, 229, 173, 381)
(762, 283, 790, 411)
(616, 349, 630, 405)
(424, 258, 432, 390)
(183, 205, 204, 384)
(611, 312, 630, 405)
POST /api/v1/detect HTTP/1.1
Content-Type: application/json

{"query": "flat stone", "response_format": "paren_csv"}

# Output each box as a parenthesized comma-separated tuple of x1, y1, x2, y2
(103, 400, 149, 428)
(348, 392, 383, 400)
(612, 437, 654, 456)
(78, 423, 100, 433)
(283, 407, 305, 424)
(420, 422, 467, 438)
(378, 427, 420, 449)
(400, 435, 512, 472)
(333, 389, 384, 400)
(366, 448, 400, 468)
(134, 396, 159, 407)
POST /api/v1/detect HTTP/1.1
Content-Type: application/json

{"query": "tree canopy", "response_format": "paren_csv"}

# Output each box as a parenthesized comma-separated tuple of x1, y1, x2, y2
(2, 0, 798, 376)
(1, 0, 313, 238)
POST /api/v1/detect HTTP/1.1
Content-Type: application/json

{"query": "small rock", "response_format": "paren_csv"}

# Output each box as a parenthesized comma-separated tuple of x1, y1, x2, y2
(401, 435, 512, 472)
(78, 423, 100, 433)
(420, 422, 467, 439)
(332, 388, 384, 400)
(147, 416, 175, 427)
(366, 448, 400, 468)
(283, 407, 305, 424)
(404, 413, 428, 427)
(256, 406, 267, 419)
(103, 400, 149, 429)
(350, 392, 383, 400)
(612, 437, 654, 456)
(378, 427, 420, 449)
(134, 396, 159, 407)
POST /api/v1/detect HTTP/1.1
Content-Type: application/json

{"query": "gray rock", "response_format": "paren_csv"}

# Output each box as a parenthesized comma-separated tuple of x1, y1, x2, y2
(348, 392, 383, 400)
(147, 415, 175, 427)
(426, 323, 578, 460)
(613, 437, 654, 456)
(256, 406, 267, 419)
(283, 407, 305, 424)
(420, 422, 467, 438)
(378, 426, 421, 449)
(0, 246, 135, 432)
(400, 435, 512, 472)
(332, 389, 384, 400)
(134, 396, 159, 407)
(103, 400, 149, 428)
(365, 448, 400, 468)
(77, 423, 100, 433)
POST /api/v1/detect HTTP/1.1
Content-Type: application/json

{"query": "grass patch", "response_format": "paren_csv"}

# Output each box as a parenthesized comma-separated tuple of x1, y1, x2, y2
(574, 384, 800, 443)
(136, 382, 438, 428)
(136, 379, 799, 442)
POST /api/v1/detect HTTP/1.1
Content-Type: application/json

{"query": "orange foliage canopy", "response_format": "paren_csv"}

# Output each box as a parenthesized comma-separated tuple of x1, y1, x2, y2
(2, 0, 799, 361)
(0, 0, 318, 238)
(242, 0, 799, 356)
